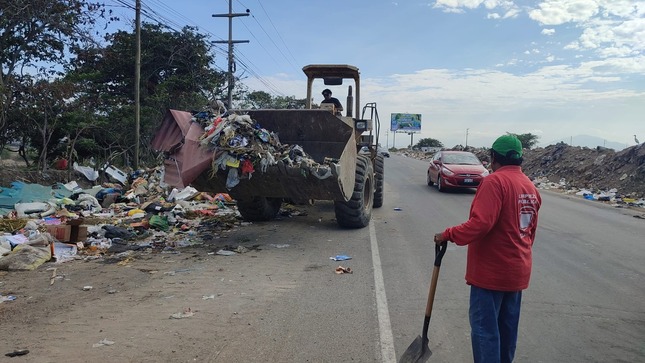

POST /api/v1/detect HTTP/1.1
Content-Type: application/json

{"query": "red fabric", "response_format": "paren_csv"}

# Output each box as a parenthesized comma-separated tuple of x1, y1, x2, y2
(240, 159, 254, 177)
(55, 159, 68, 170)
(443, 166, 541, 291)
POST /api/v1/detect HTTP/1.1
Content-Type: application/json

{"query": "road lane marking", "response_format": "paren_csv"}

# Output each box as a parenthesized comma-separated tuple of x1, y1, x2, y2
(370, 222, 396, 362)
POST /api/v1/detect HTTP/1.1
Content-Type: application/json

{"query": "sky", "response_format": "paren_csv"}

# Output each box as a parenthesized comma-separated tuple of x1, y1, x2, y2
(110, 0, 645, 149)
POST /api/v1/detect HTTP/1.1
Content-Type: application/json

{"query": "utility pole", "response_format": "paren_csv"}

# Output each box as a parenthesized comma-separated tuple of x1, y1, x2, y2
(134, 0, 141, 169)
(465, 128, 469, 148)
(213, 1, 249, 109)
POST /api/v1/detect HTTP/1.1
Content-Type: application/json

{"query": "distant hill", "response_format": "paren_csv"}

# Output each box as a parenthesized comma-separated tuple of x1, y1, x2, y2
(545, 135, 629, 151)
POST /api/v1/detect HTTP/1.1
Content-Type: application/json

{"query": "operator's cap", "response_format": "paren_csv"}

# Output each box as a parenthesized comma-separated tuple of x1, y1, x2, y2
(492, 134, 523, 159)
(322, 89, 332, 96)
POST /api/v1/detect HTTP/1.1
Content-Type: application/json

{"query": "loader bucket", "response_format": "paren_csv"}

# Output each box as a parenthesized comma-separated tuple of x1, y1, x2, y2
(191, 109, 357, 203)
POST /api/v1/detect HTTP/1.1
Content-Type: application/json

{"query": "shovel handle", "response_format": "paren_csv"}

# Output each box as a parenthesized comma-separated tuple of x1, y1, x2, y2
(422, 241, 447, 339)
(434, 241, 447, 267)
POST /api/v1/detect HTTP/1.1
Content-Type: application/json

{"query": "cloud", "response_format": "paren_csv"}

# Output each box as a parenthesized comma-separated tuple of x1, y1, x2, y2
(527, 1, 645, 59)
(434, 0, 519, 12)
(434, 1, 645, 73)
(503, 7, 521, 18)
(528, 0, 600, 25)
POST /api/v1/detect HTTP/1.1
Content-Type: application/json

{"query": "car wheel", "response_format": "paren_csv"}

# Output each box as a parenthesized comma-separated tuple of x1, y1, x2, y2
(427, 172, 434, 186)
(437, 175, 444, 192)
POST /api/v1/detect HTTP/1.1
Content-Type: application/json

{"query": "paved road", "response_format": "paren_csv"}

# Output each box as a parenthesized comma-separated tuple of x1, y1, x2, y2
(381, 154, 645, 363)
(207, 153, 645, 362)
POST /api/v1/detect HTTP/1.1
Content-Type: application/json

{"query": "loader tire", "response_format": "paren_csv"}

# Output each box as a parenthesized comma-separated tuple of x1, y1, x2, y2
(373, 154, 384, 208)
(236, 197, 282, 222)
(334, 155, 374, 228)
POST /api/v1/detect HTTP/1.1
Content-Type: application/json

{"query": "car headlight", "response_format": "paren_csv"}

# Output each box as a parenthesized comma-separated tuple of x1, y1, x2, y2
(441, 167, 454, 176)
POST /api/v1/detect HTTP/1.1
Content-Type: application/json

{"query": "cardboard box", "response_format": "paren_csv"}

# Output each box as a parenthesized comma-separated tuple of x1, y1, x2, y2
(47, 225, 71, 242)
(46, 225, 88, 243)
(71, 226, 88, 243)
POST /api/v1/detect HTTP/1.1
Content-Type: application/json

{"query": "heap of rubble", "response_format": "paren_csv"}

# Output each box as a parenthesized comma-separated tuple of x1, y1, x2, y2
(521, 142, 645, 199)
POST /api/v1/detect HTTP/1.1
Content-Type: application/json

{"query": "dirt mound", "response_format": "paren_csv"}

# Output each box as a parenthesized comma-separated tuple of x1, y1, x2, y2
(521, 143, 645, 198)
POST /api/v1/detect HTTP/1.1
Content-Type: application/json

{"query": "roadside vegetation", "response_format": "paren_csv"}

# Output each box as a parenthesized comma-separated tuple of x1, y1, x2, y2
(0, 0, 304, 173)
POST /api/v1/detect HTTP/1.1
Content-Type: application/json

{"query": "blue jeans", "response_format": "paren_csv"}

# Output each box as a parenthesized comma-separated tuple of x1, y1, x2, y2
(469, 285, 522, 363)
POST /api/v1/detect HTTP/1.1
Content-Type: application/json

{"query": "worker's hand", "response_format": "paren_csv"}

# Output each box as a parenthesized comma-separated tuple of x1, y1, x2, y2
(434, 233, 447, 244)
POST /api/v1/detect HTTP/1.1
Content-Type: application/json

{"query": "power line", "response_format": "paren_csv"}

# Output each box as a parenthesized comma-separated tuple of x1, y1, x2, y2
(108, 0, 285, 96)
(246, 0, 299, 71)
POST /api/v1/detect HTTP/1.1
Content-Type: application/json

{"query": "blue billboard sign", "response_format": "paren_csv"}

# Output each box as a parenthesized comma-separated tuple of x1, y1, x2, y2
(391, 113, 422, 132)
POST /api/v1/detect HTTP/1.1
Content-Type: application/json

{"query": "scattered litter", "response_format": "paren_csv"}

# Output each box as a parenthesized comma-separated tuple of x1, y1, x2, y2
(202, 295, 215, 300)
(393, 207, 402, 211)
(47, 267, 57, 285)
(92, 339, 115, 348)
(53, 242, 78, 263)
(216, 249, 236, 256)
(269, 244, 290, 248)
(5, 349, 29, 357)
(335, 266, 352, 274)
(234, 246, 249, 253)
(82, 286, 93, 291)
(170, 308, 194, 319)
(1, 295, 17, 303)
(330, 255, 352, 261)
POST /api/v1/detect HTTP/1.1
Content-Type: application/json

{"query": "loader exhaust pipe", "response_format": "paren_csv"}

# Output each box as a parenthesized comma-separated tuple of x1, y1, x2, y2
(346, 85, 353, 118)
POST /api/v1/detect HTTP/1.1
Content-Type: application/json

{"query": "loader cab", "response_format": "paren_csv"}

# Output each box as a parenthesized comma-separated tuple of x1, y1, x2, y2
(303, 64, 359, 118)
(302, 64, 380, 154)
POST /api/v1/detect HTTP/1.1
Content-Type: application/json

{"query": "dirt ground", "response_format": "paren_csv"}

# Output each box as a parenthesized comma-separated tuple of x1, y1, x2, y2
(0, 223, 306, 363)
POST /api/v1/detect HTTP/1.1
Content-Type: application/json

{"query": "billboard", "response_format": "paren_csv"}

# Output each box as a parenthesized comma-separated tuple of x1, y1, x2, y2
(391, 113, 421, 132)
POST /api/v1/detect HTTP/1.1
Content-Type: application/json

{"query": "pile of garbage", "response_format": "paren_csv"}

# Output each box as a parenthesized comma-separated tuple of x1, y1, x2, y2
(192, 110, 336, 189)
(0, 166, 241, 272)
(521, 142, 645, 200)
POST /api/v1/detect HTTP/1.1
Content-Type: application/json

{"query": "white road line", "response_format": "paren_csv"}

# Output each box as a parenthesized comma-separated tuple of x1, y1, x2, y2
(370, 221, 396, 363)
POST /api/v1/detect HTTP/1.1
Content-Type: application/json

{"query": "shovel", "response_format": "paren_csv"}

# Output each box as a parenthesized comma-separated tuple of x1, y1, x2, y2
(399, 241, 447, 363)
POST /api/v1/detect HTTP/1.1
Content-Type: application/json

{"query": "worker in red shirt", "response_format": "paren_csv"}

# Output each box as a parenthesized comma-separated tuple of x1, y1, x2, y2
(434, 134, 541, 363)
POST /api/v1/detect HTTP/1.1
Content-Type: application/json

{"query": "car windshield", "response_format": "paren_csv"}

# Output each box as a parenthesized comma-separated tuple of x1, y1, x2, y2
(442, 153, 481, 165)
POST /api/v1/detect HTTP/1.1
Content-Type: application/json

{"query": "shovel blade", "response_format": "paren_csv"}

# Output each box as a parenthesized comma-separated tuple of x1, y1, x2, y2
(398, 335, 432, 363)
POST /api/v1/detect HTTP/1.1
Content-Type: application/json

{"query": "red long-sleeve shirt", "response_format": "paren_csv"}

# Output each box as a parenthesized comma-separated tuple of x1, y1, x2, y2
(442, 165, 541, 291)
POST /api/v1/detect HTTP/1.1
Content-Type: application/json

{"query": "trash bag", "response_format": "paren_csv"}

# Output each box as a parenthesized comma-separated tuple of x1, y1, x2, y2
(226, 168, 240, 189)
(102, 225, 136, 240)
(0, 244, 50, 271)
(149, 215, 169, 232)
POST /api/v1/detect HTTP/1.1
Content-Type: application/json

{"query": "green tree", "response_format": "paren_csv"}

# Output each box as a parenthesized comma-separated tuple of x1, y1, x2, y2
(415, 138, 444, 148)
(0, 0, 109, 148)
(239, 89, 306, 109)
(65, 23, 226, 166)
(509, 133, 540, 149)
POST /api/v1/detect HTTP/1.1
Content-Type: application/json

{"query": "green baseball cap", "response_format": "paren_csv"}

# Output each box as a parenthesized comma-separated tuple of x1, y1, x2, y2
(492, 134, 523, 159)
